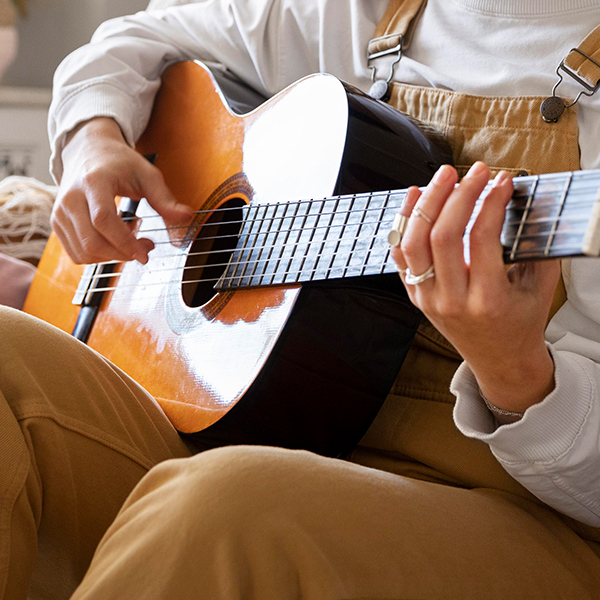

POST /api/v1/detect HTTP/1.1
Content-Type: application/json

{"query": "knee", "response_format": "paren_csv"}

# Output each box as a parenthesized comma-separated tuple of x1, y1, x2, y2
(126, 445, 326, 536)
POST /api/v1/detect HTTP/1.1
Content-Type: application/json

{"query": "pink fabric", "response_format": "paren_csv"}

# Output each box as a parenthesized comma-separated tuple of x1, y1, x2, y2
(0, 252, 36, 310)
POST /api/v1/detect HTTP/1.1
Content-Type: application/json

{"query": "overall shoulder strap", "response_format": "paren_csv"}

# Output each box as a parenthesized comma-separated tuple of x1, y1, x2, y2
(368, 0, 427, 56)
(562, 25, 600, 95)
(542, 24, 600, 122)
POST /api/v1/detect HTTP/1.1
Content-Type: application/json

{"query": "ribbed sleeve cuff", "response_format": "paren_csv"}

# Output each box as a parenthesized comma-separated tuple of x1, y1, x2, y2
(452, 344, 594, 465)
(48, 82, 143, 184)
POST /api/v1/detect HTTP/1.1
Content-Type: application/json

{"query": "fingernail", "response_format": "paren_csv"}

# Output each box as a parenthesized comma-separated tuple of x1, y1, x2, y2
(492, 171, 510, 187)
(432, 165, 452, 184)
(465, 162, 487, 179)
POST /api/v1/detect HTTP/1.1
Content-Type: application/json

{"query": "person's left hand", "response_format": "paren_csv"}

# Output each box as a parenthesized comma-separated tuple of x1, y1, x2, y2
(390, 161, 560, 414)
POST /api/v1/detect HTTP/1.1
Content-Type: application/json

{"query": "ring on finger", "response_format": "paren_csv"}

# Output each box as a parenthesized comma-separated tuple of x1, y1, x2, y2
(404, 264, 435, 285)
(412, 206, 434, 225)
(388, 212, 409, 247)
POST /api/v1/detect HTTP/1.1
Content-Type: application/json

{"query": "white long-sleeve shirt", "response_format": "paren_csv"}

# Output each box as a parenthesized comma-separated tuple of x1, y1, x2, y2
(48, 0, 600, 527)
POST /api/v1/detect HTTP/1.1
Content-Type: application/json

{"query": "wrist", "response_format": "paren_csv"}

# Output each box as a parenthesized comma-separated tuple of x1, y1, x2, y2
(60, 117, 126, 183)
(65, 116, 124, 145)
(472, 343, 555, 414)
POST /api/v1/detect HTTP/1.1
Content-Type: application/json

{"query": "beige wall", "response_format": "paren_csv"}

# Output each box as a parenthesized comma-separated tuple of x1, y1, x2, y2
(2, 0, 148, 88)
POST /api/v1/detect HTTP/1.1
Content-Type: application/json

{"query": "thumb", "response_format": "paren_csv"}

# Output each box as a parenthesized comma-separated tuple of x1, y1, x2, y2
(140, 168, 193, 222)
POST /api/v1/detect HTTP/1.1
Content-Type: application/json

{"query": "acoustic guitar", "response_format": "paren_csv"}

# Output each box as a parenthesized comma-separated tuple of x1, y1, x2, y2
(23, 61, 600, 457)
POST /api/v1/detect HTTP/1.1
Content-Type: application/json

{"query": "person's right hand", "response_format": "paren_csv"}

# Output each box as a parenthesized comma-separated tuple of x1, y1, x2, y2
(52, 117, 193, 265)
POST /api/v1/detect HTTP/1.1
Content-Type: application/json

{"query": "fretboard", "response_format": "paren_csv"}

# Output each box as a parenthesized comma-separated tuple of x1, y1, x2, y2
(215, 169, 600, 291)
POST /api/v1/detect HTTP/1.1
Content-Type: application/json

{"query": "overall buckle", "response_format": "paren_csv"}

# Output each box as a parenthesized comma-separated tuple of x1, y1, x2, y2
(367, 33, 403, 101)
(541, 48, 600, 123)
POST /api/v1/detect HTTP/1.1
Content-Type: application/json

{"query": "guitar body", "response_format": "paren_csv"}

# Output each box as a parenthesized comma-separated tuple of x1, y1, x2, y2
(24, 61, 451, 457)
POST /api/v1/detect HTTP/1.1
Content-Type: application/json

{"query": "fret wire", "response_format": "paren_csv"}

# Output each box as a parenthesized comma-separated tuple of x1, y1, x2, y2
(224, 203, 265, 288)
(508, 226, 591, 243)
(361, 192, 389, 276)
(310, 196, 340, 282)
(341, 196, 366, 277)
(273, 200, 301, 284)
(261, 204, 282, 286)
(377, 198, 403, 275)
(510, 176, 539, 261)
(242, 203, 265, 286)
(291, 201, 314, 284)
(223, 218, 246, 286)
(323, 194, 355, 280)
(246, 203, 270, 286)
(266, 202, 291, 286)
(256, 204, 280, 286)
(295, 199, 322, 282)
(341, 194, 368, 278)
(281, 198, 304, 284)
(355, 193, 376, 277)
(234, 204, 260, 287)
(543, 172, 573, 257)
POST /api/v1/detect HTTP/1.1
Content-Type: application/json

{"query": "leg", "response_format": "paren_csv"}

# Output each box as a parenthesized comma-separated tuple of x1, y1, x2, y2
(0, 307, 192, 600)
(71, 445, 600, 600)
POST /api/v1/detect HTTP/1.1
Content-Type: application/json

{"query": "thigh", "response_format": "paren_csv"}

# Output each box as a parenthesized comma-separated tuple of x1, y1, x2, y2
(0, 307, 192, 600)
(72, 445, 600, 600)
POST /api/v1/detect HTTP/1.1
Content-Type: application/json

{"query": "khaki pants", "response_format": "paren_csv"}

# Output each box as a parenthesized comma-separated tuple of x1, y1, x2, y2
(1, 306, 600, 599)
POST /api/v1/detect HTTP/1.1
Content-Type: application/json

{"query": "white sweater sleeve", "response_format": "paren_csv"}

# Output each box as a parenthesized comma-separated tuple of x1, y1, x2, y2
(48, 1, 325, 183)
(453, 258, 600, 527)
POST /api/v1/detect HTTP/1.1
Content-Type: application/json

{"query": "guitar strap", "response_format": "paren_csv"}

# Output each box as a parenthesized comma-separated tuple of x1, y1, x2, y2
(353, 0, 600, 543)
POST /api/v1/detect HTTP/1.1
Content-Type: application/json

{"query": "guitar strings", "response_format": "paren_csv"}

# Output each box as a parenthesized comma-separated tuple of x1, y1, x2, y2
(124, 182, 600, 238)
(106, 189, 600, 261)
(78, 221, 591, 295)
(119, 172, 600, 225)
(81, 216, 593, 286)
(80, 195, 596, 287)
(79, 236, 587, 297)
(145, 208, 596, 250)
(73, 173, 600, 293)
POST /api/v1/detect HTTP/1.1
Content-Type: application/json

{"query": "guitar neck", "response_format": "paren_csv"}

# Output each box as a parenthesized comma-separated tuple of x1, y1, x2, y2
(215, 169, 600, 291)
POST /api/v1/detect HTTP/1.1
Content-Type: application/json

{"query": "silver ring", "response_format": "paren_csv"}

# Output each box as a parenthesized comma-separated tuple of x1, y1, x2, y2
(404, 264, 435, 285)
(387, 212, 409, 247)
(413, 207, 434, 225)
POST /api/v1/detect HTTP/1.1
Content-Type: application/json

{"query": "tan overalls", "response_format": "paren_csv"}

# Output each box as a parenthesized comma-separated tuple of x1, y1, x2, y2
(1, 2, 600, 599)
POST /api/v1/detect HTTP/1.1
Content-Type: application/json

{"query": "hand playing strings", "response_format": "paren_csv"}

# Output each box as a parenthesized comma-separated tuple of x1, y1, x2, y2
(390, 162, 560, 416)
(52, 117, 193, 265)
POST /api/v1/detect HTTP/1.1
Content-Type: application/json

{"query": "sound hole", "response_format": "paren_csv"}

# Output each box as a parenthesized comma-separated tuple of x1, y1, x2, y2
(182, 198, 246, 308)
